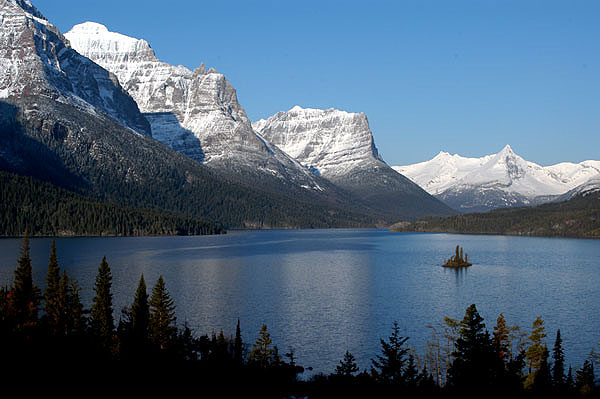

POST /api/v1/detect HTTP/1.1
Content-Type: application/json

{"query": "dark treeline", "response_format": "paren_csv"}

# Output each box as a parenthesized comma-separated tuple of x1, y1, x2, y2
(1, 237, 598, 397)
(0, 171, 225, 236)
(391, 191, 600, 239)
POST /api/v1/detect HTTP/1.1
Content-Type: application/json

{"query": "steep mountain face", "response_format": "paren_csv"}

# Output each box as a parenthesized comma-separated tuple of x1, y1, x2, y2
(64, 22, 328, 195)
(394, 145, 600, 212)
(0, 0, 378, 229)
(253, 106, 384, 178)
(254, 106, 455, 220)
(0, 0, 150, 135)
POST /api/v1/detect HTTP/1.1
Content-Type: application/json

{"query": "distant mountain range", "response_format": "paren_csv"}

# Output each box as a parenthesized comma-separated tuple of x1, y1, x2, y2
(394, 145, 600, 212)
(0, 0, 453, 234)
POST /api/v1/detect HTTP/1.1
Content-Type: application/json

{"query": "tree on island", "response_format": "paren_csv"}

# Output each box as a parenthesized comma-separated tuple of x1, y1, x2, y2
(443, 245, 472, 267)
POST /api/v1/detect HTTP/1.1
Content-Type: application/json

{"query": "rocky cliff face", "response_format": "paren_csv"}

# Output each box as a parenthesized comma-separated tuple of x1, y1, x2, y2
(0, 1, 150, 135)
(65, 22, 327, 194)
(254, 106, 455, 219)
(253, 106, 384, 178)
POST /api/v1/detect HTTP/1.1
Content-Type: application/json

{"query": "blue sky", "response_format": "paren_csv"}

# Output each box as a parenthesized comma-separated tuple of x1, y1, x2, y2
(33, 0, 600, 166)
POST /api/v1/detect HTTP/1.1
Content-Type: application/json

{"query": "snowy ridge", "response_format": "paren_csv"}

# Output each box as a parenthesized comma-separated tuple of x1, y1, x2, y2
(253, 105, 384, 178)
(65, 22, 324, 191)
(0, 1, 150, 135)
(394, 145, 600, 210)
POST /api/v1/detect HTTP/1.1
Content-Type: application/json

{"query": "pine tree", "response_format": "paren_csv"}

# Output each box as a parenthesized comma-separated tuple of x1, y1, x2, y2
(371, 321, 410, 383)
(90, 256, 114, 347)
(131, 274, 149, 341)
(493, 313, 510, 361)
(234, 318, 243, 365)
(552, 329, 565, 388)
(525, 316, 547, 388)
(149, 275, 176, 351)
(58, 270, 84, 336)
(44, 240, 61, 334)
(566, 365, 575, 393)
(531, 347, 552, 394)
(575, 359, 596, 396)
(248, 323, 274, 368)
(336, 350, 359, 377)
(12, 234, 41, 329)
(447, 304, 499, 391)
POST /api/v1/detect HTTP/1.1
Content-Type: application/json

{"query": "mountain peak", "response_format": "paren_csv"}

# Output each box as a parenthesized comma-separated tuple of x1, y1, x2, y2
(69, 21, 109, 34)
(499, 144, 515, 155)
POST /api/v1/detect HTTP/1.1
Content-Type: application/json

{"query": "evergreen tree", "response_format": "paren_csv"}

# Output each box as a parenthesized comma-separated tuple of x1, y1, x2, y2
(12, 234, 41, 329)
(90, 256, 114, 347)
(531, 347, 552, 394)
(576, 359, 596, 396)
(447, 304, 499, 392)
(149, 275, 177, 351)
(248, 323, 274, 368)
(552, 329, 565, 388)
(566, 366, 575, 393)
(493, 313, 510, 361)
(131, 274, 149, 341)
(525, 316, 547, 388)
(44, 239, 61, 334)
(371, 321, 410, 383)
(234, 318, 243, 365)
(58, 270, 84, 336)
(336, 350, 359, 377)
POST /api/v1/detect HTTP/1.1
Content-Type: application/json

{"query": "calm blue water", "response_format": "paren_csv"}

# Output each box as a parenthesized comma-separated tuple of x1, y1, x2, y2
(0, 229, 599, 375)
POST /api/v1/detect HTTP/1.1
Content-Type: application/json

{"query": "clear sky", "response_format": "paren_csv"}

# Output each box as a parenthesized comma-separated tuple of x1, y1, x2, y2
(33, 0, 600, 166)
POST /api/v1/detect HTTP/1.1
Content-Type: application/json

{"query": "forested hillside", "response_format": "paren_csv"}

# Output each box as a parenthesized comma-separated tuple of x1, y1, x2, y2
(391, 192, 600, 238)
(0, 171, 225, 236)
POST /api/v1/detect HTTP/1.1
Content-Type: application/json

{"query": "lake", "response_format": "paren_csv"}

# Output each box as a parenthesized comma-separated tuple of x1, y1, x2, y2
(0, 229, 598, 375)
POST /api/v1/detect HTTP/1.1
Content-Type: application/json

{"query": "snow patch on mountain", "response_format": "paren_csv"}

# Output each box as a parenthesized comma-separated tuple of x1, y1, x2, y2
(253, 106, 384, 178)
(0, 1, 151, 135)
(394, 145, 600, 210)
(65, 22, 325, 192)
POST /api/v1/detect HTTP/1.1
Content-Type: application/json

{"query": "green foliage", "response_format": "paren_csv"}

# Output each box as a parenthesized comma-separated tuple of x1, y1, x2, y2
(90, 256, 114, 346)
(443, 245, 472, 267)
(57, 269, 84, 336)
(249, 323, 275, 368)
(149, 275, 177, 351)
(576, 359, 596, 397)
(552, 329, 566, 388)
(525, 316, 547, 388)
(12, 234, 41, 329)
(0, 171, 225, 237)
(44, 239, 61, 334)
(371, 321, 410, 383)
(131, 274, 150, 341)
(392, 191, 600, 238)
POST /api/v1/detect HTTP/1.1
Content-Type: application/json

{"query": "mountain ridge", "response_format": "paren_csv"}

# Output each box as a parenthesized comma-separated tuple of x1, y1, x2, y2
(254, 105, 455, 220)
(394, 145, 600, 212)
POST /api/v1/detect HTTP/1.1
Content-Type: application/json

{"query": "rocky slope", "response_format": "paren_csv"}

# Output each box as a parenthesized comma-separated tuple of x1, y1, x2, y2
(0, 0, 378, 229)
(0, 0, 150, 135)
(65, 22, 329, 196)
(394, 145, 600, 212)
(254, 106, 455, 219)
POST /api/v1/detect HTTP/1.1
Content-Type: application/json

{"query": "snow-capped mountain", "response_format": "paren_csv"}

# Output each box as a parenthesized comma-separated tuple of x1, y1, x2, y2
(65, 22, 326, 193)
(0, 0, 150, 135)
(253, 106, 385, 178)
(253, 106, 455, 219)
(394, 145, 600, 211)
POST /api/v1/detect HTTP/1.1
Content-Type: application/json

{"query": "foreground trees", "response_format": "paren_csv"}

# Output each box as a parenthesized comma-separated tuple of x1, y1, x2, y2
(0, 237, 598, 398)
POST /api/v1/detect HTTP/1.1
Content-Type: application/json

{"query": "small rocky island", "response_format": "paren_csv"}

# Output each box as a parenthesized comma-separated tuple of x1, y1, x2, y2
(443, 245, 472, 267)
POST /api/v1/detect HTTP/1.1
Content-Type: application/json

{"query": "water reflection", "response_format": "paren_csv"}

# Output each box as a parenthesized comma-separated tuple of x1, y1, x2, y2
(0, 230, 599, 375)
